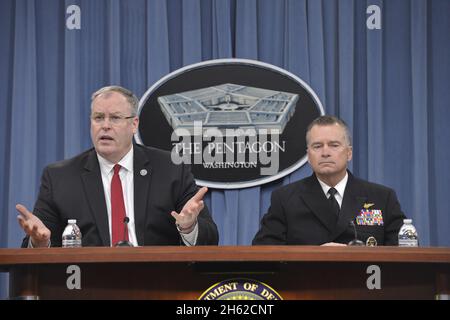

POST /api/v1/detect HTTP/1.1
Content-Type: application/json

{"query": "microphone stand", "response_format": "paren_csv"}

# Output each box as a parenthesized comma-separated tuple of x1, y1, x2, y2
(348, 220, 364, 246)
(115, 217, 134, 247)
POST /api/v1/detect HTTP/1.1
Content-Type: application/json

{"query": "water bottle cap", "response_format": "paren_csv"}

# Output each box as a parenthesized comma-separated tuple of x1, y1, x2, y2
(68, 219, 77, 224)
(403, 219, 412, 224)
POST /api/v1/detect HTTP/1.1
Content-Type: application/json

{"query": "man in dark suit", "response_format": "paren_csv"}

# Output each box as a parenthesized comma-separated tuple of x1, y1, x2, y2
(16, 85, 218, 247)
(253, 115, 405, 246)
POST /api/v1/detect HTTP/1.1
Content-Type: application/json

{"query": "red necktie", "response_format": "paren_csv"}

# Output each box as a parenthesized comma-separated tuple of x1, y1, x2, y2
(111, 164, 128, 245)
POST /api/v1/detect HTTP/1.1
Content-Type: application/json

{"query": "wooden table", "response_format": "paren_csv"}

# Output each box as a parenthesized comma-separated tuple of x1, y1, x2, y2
(0, 246, 449, 299)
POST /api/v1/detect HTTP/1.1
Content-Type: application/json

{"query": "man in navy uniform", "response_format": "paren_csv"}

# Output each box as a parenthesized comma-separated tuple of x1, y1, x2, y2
(253, 115, 405, 246)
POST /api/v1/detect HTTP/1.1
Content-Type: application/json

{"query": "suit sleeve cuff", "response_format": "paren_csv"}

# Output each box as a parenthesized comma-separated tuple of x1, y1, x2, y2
(178, 223, 198, 246)
(28, 238, 51, 248)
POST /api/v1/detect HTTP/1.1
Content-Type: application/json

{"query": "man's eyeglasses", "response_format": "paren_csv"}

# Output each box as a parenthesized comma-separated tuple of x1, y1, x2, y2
(91, 114, 135, 125)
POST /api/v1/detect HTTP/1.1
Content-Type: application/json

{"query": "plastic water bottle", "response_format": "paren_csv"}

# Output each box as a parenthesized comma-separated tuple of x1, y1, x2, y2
(398, 219, 418, 247)
(62, 219, 82, 248)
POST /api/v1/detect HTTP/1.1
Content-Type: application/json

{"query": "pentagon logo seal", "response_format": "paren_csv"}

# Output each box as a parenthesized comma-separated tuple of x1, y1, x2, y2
(137, 58, 324, 189)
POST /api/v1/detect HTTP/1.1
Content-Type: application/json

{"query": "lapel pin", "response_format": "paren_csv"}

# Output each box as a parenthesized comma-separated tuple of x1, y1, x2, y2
(140, 169, 148, 176)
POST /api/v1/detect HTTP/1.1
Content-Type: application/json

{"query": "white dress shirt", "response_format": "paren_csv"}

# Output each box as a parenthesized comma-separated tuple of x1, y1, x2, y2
(317, 172, 349, 208)
(97, 145, 198, 246)
(97, 146, 137, 246)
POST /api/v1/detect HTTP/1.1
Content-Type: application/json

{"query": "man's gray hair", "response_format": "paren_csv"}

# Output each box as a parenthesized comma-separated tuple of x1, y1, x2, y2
(91, 85, 139, 116)
(306, 115, 352, 146)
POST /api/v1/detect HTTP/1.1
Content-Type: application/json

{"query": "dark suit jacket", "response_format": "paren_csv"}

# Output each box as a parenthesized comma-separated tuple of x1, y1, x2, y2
(22, 144, 218, 247)
(252, 172, 405, 246)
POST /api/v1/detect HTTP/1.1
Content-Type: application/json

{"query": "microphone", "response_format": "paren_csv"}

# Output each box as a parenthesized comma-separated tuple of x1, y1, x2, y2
(114, 217, 134, 247)
(348, 220, 364, 246)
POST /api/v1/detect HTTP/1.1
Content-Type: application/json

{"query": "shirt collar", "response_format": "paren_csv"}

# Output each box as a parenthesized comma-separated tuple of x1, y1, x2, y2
(97, 145, 134, 175)
(317, 172, 348, 198)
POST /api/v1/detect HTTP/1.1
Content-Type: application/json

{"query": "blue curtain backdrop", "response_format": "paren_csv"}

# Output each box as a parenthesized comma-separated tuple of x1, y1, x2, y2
(1, 0, 449, 298)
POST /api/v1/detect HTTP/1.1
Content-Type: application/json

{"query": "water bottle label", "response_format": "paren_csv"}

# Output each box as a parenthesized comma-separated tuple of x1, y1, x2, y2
(62, 239, 82, 248)
(398, 239, 418, 247)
